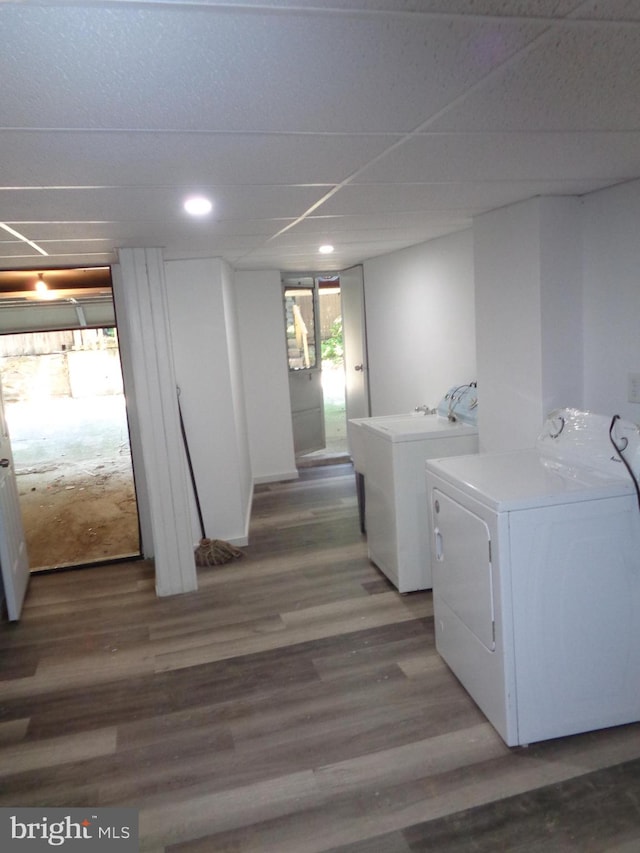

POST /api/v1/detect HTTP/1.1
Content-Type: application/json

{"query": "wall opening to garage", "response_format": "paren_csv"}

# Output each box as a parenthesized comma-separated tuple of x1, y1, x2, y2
(0, 267, 141, 572)
(0, 328, 141, 571)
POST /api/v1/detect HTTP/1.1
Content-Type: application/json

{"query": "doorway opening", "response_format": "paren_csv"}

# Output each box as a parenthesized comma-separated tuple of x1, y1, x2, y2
(0, 266, 141, 573)
(1, 328, 140, 571)
(317, 276, 348, 457)
(283, 274, 349, 466)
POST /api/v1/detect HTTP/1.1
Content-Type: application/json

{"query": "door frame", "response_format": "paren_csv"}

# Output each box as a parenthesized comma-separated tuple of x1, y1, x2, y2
(281, 266, 371, 459)
(0, 266, 144, 611)
(0, 371, 29, 620)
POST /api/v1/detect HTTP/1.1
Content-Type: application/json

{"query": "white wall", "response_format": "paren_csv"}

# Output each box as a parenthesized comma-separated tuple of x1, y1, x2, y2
(539, 198, 584, 418)
(165, 257, 251, 545)
(362, 229, 476, 415)
(474, 196, 582, 452)
(234, 270, 297, 483)
(583, 179, 640, 421)
(221, 263, 253, 527)
(474, 199, 543, 452)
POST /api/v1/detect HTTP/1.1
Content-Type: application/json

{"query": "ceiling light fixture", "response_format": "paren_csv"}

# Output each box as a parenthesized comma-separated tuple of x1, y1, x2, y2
(319, 244, 334, 254)
(35, 273, 48, 294)
(183, 195, 213, 216)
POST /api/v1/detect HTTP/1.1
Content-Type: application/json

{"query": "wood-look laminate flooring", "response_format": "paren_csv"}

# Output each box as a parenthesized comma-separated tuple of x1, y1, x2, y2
(2, 463, 640, 851)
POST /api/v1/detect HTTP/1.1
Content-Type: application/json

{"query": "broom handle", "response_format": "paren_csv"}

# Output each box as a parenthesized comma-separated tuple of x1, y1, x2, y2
(177, 388, 206, 540)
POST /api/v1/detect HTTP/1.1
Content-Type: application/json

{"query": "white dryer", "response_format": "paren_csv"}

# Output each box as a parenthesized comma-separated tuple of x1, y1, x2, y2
(361, 390, 479, 592)
(425, 409, 640, 747)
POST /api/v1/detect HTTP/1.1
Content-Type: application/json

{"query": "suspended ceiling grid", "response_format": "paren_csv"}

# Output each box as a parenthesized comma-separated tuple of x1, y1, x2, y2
(1, 0, 639, 275)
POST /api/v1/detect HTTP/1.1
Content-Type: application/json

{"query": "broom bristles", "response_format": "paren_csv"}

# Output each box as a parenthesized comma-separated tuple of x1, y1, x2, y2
(195, 537, 244, 566)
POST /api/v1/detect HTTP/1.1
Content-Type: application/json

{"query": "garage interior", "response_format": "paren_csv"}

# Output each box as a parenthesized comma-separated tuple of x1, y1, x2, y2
(0, 266, 141, 571)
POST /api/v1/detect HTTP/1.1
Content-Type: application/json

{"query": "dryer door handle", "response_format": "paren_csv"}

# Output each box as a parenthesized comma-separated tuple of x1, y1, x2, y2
(434, 527, 444, 561)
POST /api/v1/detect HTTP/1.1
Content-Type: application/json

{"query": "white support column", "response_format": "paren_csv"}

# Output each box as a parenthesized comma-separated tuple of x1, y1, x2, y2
(113, 248, 197, 596)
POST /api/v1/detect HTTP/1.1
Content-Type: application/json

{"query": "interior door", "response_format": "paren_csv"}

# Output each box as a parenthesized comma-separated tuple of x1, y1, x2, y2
(283, 279, 325, 455)
(0, 374, 30, 621)
(340, 265, 370, 422)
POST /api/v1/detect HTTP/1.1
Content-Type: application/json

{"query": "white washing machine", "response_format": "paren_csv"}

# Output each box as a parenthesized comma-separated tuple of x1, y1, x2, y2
(361, 388, 479, 592)
(425, 408, 640, 747)
(348, 411, 428, 534)
(348, 412, 419, 478)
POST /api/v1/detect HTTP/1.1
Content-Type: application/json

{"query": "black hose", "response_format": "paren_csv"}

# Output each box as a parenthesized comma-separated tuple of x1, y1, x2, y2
(609, 414, 640, 513)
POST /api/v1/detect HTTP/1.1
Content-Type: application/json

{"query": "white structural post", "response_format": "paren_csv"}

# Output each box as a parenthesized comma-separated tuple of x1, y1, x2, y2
(113, 248, 198, 596)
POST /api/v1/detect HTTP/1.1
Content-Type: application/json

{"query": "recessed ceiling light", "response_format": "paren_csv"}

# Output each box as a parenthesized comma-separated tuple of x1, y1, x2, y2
(319, 244, 334, 254)
(184, 195, 213, 216)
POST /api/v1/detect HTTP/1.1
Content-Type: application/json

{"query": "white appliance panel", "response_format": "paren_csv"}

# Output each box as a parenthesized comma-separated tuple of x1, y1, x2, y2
(509, 496, 640, 745)
(348, 412, 421, 536)
(427, 475, 517, 745)
(425, 449, 633, 512)
(347, 412, 417, 474)
(432, 595, 516, 745)
(425, 444, 640, 747)
(432, 488, 495, 652)
(365, 420, 478, 592)
(363, 427, 399, 586)
(366, 417, 478, 442)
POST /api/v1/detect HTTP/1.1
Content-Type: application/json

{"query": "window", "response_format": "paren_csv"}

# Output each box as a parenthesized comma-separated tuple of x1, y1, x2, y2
(284, 286, 317, 370)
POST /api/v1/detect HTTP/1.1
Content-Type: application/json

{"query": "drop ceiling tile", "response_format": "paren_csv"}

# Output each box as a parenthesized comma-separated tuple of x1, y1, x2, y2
(317, 179, 609, 217)
(355, 131, 640, 184)
(296, 211, 474, 232)
(2, 185, 326, 223)
(430, 20, 640, 132)
(26, 219, 295, 241)
(576, 0, 640, 21)
(0, 246, 115, 265)
(0, 243, 49, 260)
(237, 236, 424, 272)
(38, 234, 265, 254)
(0, 131, 397, 188)
(269, 220, 463, 247)
(0, 5, 545, 133)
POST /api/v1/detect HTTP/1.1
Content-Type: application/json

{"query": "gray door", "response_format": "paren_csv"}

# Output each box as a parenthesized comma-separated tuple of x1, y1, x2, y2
(340, 265, 370, 422)
(283, 279, 325, 456)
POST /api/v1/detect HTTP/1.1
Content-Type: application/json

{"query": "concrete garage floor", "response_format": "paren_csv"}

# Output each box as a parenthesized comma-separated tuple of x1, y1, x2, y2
(6, 394, 140, 571)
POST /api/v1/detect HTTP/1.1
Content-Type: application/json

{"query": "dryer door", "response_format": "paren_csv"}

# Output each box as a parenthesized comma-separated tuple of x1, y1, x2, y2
(432, 489, 495, 652)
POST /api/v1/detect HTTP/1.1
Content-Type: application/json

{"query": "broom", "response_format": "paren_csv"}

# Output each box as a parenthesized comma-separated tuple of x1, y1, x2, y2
(177, 387, 244, 566)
